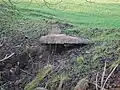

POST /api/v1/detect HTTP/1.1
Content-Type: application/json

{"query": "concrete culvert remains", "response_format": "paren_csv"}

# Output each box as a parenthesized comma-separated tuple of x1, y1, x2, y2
(39, 34, 91, 53)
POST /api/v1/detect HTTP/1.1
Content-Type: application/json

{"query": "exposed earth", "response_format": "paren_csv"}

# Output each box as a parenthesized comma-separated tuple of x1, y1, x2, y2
(0, 22, 120, 90)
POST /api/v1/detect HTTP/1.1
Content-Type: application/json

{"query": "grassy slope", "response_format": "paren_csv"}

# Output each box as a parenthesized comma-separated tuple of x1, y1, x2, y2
(0, 1, 120, 90)
(11, 0, 120, 40)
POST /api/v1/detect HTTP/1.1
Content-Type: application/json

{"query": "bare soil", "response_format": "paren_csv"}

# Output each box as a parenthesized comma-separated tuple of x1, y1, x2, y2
(0, 23, 120, 90)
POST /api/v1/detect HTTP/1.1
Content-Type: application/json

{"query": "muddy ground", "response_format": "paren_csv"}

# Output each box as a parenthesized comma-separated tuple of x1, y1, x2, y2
(0, 21, 120, 90)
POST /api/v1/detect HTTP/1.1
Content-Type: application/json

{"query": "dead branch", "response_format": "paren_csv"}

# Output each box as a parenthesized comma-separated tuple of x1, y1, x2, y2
(102, 64, 118, 90)
(57, 80, 64, 90)
(43, 0, 63, 5)
(90, 82, 108, 90)
(43, 0, 63, 9)
(94, 62, 118, 90)
(0, 53, 15, 62)
(101, 61, 106, 88)
(20, 69, 34, 76)
(0, 43, 4, 48)
(95, 73, 99, 90)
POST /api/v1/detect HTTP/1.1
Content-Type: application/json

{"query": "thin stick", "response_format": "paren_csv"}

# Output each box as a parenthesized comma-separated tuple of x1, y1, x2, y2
(20, 69, 34, 76)
(90, 82, 108, 90)
(43, 0, 63, 5)
(102, 64, 118, 90)
(96, 73, 99, 90)
(101, 61, 106, 89)
(0, 43, 4, 48)
(0, 53, 15, 62)
(57, 80, 63, 90)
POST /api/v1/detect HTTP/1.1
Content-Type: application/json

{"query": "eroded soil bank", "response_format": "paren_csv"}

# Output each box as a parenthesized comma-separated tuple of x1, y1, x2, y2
(0, 30, 120, 90)
(0, 20, 120, 90)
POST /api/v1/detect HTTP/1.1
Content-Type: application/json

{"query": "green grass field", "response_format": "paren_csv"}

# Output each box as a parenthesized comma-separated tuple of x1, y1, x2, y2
(13, 0, 120, 28)
(2, 0, 120, 40)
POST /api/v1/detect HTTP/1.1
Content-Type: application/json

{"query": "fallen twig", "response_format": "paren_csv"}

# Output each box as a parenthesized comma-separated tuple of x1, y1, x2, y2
(94, 62, 118, 90)
(90, 82, 108, 90)
(20, 69, 34, 76)
(0, 43, 4, 48)
(101, 61, 106, 88)
(96, 73, 99, 90)
(102, 64, 118, 90)
(0, 53, 15, 62)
